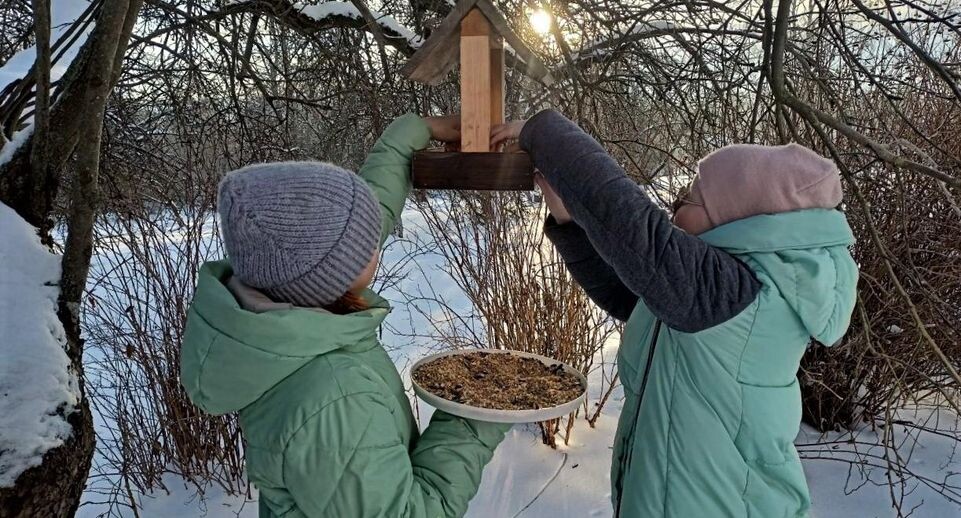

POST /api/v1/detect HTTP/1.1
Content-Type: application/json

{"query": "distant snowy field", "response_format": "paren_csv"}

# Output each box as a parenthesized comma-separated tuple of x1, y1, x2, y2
(74, 206, 961, 518)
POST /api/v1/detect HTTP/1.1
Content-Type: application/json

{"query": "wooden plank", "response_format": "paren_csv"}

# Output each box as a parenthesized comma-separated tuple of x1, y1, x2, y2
(490, 36, 505, 129)
(400, 36, 460, 86)
(460, 9, 492, 152)
(399, 0, 479, 85)
(460, 7, 491, 36)
(412, 151, 534, 190)
(474, 0, 554, 84)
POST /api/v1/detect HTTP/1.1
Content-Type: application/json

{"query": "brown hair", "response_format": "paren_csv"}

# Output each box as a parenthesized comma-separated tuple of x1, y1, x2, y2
(324, 291, 370, 315)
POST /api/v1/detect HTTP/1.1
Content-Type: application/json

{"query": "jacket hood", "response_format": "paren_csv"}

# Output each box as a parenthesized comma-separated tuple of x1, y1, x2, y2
(180, 260, 389, 414)
(699, 209, 858, 346)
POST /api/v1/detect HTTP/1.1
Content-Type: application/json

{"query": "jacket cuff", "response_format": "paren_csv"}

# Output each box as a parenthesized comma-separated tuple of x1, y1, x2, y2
(434, 411, 511, 449)
(464, 419, 512, 449)
(387, 113, 432, 152)
(543, 215, 597, 264)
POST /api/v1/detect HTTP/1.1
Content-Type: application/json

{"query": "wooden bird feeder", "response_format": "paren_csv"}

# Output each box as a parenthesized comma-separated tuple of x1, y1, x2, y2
(400, 0, 553, 190)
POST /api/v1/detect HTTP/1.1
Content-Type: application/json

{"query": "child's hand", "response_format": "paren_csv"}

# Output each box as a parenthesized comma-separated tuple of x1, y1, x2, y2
(424, 115, 461, 144)
(535, 173, 572, 224)
(491, 119, 527, 150)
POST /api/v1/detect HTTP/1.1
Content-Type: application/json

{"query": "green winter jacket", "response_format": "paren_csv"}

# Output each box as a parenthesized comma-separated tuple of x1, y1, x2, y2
(523, 110, 858, 517)
(610, 209, 857, 517)
(180, 114, 509, 518)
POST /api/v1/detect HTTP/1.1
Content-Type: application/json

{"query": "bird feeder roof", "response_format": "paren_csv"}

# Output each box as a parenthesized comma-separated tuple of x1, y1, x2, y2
(400, 0, 553, 86)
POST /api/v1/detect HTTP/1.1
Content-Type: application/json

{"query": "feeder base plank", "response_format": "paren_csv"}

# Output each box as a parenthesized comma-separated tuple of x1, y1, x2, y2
(412, 151, 534, 191)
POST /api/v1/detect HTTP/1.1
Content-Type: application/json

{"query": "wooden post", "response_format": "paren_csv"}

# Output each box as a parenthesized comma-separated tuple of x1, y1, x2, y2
(460, 8, 492, 152)
(490, 35, 505, 129)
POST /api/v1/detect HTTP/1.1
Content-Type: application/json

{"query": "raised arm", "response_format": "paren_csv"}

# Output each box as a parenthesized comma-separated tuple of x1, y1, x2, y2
(284, 393, 508, 518)
(358, 114, 431, 246)
(519, 109, 760, 332)
(543, 215, 639, 321)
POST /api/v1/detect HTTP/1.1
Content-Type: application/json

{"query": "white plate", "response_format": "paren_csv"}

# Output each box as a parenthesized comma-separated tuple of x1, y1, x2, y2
(411, 348, 588, 423)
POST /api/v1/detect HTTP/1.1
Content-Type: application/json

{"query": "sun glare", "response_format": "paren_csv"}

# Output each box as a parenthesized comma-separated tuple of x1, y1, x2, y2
(530, 9, 553, 36)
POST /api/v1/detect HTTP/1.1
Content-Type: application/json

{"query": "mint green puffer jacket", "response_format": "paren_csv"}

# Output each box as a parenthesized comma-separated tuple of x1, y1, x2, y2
(180, 115, 509, 518)
(612, 209, 858, 517)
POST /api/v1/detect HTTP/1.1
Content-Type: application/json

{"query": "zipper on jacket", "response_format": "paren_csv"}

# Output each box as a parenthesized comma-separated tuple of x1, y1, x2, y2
(614, 320, 662, 518)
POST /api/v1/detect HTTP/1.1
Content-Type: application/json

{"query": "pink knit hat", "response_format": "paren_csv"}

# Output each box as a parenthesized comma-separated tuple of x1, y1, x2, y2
(690, 143, 842, 228)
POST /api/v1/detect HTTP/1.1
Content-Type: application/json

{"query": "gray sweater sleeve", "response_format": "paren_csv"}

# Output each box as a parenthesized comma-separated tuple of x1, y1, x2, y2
(543, 215, 639, 322)
(521, 109, 760, 333)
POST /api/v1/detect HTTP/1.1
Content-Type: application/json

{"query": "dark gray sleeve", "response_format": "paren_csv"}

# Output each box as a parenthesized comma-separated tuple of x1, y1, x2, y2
(543, 215, 639, 322)
(521, 109, 760, 333)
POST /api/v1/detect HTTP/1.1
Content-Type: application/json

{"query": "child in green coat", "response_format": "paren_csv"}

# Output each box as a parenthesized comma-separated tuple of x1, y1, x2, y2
(180, 114, 509, 518)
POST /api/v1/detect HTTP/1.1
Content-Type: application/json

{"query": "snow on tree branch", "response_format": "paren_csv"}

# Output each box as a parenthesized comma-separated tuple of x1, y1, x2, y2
(574, 20, 678, 61)
(295, 1, 422, 47)
(0, 125, 33, 169)
(222, 1, 422, 51)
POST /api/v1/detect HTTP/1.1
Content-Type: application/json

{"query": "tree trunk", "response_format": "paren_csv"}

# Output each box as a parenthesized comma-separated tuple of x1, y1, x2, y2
(0, 389, 95, 518)
(0, 1, 144, 515)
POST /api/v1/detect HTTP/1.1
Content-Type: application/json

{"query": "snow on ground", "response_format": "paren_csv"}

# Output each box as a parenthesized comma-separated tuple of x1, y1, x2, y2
(0, 203, 79, 487)
(0, 0, 95, 92)
(77, 206, 961, 517)
(799, 406, 961, 517)
(131, 474, 258, 518)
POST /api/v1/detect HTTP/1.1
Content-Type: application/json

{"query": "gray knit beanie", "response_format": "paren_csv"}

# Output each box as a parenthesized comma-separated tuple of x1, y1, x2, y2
(217, 161, 381, 307)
